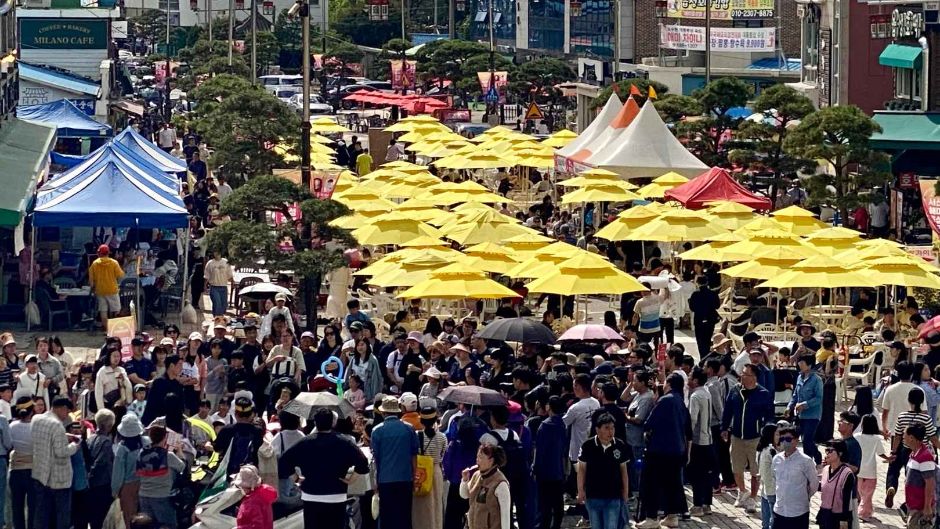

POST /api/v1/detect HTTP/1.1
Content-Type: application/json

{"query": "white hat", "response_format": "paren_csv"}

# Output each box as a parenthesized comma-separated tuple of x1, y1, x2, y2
(117, 414, 144, 437)
(159, 337, 176, 347)
(423, 366, 442, 379)
(399, 392, 418, 412)
(233, 464, 261, 490)
(342, 339, 356, 351)
(275, 292, 288, 302)
(188, 332, 204, 342)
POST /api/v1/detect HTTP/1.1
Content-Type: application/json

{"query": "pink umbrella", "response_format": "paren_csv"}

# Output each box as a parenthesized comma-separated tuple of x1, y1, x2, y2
(557, 324, 624, 342)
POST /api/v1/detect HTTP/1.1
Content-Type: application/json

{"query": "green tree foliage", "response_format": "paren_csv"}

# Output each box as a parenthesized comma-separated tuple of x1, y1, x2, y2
(274, 8, 302, 50)
(129, 9, 167, 50)
(207, 176, 352, 328)
(508, 57, 575, 105)
(728, 85, 816, 209)
(415, 39, 489, 91)
(783, 105, 891, 221)
(593, 79, 669, 107)
(332, 0, 403, 47)
(654, 94, 703, 123)
(247, 31, 282, 72)
(457, 53, 515, 97)
(325, 42, 365, 76)
(191, 76, 298, 178)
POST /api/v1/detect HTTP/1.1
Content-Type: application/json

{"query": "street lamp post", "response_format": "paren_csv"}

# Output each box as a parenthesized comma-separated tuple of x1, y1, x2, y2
(291, 0, 312, 190)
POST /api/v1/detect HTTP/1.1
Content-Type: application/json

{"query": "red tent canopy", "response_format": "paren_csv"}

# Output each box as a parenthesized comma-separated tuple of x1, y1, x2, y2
(664, 167, 772, 211)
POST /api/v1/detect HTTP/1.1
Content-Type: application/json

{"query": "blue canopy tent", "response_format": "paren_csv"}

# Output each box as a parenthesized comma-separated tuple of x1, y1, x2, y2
(17, 100, 112, 138)
(113, 127, 187, 174)
(45, 141, 181, 196)
(31, 141, 190, 330)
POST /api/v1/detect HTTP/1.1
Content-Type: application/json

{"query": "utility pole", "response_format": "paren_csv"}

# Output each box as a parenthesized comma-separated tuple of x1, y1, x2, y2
(448, 0, 454, 38)
(165, 1, 171, 123)
(251, 0, 257, 82)
(300, 0, 311, 189)
(401, 0, 407, 40)
(228, 0, 235, 65)
(704, 0, 711, 83)
(322, 0, 328, 53)
(612, 0, 619, 80)
(433, 0, 438, 30)
(486, 0, 495, 121)
(208, 0, 213, 44)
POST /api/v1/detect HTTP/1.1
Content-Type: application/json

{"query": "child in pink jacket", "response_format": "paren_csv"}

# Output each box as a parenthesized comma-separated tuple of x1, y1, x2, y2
(234, 465, 277, 529)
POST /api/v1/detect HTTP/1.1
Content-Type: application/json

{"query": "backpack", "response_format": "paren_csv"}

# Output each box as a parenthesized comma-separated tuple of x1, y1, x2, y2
(494, 429, 528, 486)
(227, 427, 257, 474)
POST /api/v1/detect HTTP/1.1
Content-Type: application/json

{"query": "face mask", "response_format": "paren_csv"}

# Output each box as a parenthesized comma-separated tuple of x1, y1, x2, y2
(778, 440, 792, 451)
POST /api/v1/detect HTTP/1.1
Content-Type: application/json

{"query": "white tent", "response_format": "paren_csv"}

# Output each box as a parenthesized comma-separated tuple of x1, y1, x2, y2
(581, 96, 641, 165)
(593, 100, 708, 179)
(554, 94, 622, 173)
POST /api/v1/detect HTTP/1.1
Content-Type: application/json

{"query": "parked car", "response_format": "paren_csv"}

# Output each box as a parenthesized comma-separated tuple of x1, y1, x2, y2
(288, 93, 334, 115)
(355, 80, 393, 91)
(274, 87, 301, 104)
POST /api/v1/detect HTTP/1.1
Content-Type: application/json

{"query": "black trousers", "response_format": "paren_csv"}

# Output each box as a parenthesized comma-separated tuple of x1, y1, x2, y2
(85, 485, 112, 529)
(694, 321, 715, 358)
(304, 500, 347, 529)
(444, 482, 469, 529)
(641, 452, 687, 519)
(537, 479, 565, 529)
(661, 318, 675, 345)
(687, 444, 716, 507)
(509, 479, 531, 529)
(886, 442, 911, 491)
(773, 512, 810, 529)
(378, 481, 413, 529)
(711, 425, 735, 487)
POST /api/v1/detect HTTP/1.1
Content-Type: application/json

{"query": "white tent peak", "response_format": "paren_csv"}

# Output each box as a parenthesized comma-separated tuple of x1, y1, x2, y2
(593, 100, 708, 179)
(556, 94, 623, 158)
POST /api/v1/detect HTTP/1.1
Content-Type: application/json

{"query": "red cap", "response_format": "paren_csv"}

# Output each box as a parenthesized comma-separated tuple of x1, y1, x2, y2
(97, 244, 110, 256)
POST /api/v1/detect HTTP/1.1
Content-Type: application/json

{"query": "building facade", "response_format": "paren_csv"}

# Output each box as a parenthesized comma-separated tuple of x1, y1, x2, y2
(123, 0, 328, 34)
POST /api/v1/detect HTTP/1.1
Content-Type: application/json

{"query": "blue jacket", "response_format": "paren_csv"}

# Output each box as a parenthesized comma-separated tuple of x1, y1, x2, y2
(371, 417, 419, 484)
(755, 365, 775, 397)
(644, 390, 692, 456)
(533, 415, 567, 481)
(722, 384, 775, 440)
(788, 370, 823, 420)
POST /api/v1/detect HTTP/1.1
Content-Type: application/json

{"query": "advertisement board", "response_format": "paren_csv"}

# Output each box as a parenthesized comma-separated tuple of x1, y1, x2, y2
(665, 0, 774, 19)
(660, 25, 776, 52)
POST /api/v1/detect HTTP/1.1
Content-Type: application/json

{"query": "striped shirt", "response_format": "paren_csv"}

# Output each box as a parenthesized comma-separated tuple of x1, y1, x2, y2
(894, 411, 937, 438)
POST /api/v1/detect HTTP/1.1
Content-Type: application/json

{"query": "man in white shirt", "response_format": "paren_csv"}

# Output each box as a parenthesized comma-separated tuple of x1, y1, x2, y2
(563, 374, 600, 463)
(771, 425, 819, 528)
(868, 194, 890, 237)
(879, 361, 923, 437)
(157, 124, 177, 153)
(385, 333, 407, 393)
(216, 176, 233, 202)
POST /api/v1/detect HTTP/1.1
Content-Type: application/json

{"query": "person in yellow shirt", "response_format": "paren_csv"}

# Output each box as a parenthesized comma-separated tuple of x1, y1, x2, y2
(355, 148, 373, 176)
(88, 244, 125, 331)
(815, 334, 839, 375)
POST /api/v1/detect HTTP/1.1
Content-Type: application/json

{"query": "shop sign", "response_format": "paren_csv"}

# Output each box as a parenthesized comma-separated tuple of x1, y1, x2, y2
(665, 0, 774, 19)
(919, 179, 940, 235)
(891, 9, 924, 38)
(906, 245, 938, 265)
(899, 172, 919, 189)
(19, 19, 108, 50)
(871, 14, 890, 39)
(660, 25, 776, 52)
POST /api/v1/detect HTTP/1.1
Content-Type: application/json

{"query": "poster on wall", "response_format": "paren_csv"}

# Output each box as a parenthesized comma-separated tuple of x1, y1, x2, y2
(476, 71, 509, 101)
(659, 25, 776, 52)
(665, 0, 774, 19)
(391, 60, 417, 90)
(919, 179, 940, 235)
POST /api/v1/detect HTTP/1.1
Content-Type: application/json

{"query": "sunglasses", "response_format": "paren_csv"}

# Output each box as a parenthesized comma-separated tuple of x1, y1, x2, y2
(824, 447, 835, 453)
(779, 436, 794, 442)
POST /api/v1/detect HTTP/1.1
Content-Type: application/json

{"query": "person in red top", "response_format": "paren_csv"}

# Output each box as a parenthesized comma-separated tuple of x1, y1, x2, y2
(850, 205, 870, 233)
(903, 423, 936, 529)
(234, 465, 276, 529)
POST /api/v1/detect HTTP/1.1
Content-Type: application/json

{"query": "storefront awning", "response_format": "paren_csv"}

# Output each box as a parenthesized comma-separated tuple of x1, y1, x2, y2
(879, 44, 924, 69)
(19, 62, 101, 97)
(0, 119, 56, 227)
(871, 111, 940, 151)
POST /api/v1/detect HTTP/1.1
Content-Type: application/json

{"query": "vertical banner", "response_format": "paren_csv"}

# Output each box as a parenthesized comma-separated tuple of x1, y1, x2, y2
(476, 71, 509, 101)
(919, 179, 940, 235)
(107, 316, 137, 361)
(390, 60, 417, 90)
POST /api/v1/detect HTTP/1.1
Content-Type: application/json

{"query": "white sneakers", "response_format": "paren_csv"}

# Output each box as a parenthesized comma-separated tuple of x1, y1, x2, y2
(661, 514, 680, 528)
(635, 519, 661, 529)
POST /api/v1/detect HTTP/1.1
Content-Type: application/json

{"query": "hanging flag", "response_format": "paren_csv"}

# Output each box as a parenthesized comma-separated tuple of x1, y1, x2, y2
(629, 85, 642, 96)
(648, 86, 658, 99)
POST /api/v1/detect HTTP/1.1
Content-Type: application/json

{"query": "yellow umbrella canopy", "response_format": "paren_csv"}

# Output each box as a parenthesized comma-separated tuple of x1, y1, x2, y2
(434, 150, 520, 170)
(736, 216, 788, 233)
(502, 232, 554, 253)
(329, 210, 384, 230)
(678, 234, 748, 262)
(381, 161, 431, 173)
(836, 244, 912, 263)
(720, 228, 821, 260)
(396, 264, 521, 300)
(561, 184, 640, 204)
(559, 168, 623, 187)
(864, 255, 940, 274)
(707, 201, 757, 231)
(414, 185, 507, 205)
(398, 126, 449, 143)
(856, 238, 904, 249)
(626, 210, 729, 242)
(464, 241, 517, 257)
(860, 263, 940, 289)
(514, 149, 556, 169)
(721, 257, 803, 280)
(758, 255, 881, 289)
(309, 117, 351, 133)
(541, 129, 578, 148)
(333, 190, 397, 211)
(399, 236, 451, 248)
(423, 140, 473, 158)
(462, 253, 521, 275)
(442, 213, 536, 246)
(351, 212, 442, 246)
(525, 253, 647, 295)
(480, 125, 515, 137)
(804, 226, 864, 243)
(771, 205, 828, 235)
(353, 247, 465, 277)
(594, 206, 663, 241)
(384, 119, 449, 133)
(367, 254, 452, 288)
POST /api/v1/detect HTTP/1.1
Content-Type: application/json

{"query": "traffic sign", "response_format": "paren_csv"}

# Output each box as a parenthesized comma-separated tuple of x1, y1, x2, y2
(484, 86, 499, 103)
(524, 102, 544, 120)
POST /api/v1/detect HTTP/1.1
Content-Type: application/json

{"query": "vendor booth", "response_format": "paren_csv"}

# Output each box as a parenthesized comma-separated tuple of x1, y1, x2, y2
(17, 100, 111, 154)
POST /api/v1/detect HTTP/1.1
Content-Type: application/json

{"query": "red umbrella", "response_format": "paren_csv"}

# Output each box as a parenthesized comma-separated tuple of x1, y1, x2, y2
(918, 315, 940, 339)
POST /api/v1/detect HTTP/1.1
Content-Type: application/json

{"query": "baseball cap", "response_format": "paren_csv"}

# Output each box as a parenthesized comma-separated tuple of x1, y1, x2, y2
(24, 354, 37, 364)
(301, 331, 316, 340)
(234, 397, 254, 413)
(97, 244, 110, 256)
(349, 321, 365, 331)
(189, 332, 204, 342)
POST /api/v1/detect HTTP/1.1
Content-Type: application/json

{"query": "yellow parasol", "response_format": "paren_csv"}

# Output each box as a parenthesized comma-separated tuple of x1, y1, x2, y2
(351, 212, 442, 246)
(594, 205, 664, 241)
(414, 182, 507, 205)
(758, 255, 881, 289)
(309, 117, 351, 133)
(513, 148, 556, 169)
(398, 126, 450, 143)
(434, 150, 520, 170)
(353, 247, 465, 278)
(721, 257, 803, 280)
(441, 210, 535, 245)
(329, 210, 383, 230)
(771, 205, 828, 235)
(542, 129, 578, 148)
(736, 216, 788, 233)
(706, 201, 757, 231)
(396, 263, 521, 300)
(423, 140, 473, 158)
(803, 226, 864, 255)
(502, 232, 554, 253)
(462, 241, 522, 274)
(524, 253, 647, 295)
(677, 233, 748, 262)
(399, 236, 451, 248)
(367, 254, 453, 288)
(719, 228, 820, 261)
(560, 168, 627, 187)
(561, 184, 640, 204)
(381, 161, 431, 173)
(625, 209, 729, 242)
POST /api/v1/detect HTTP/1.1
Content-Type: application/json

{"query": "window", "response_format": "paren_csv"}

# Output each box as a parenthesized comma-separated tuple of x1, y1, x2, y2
(801, 5, 820, 85)
(732, 20, 763, 28)
(896, 67, 923, 100)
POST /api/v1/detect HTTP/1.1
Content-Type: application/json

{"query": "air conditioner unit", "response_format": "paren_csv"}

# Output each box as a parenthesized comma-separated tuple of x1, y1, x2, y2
(23, 0, 51, 8)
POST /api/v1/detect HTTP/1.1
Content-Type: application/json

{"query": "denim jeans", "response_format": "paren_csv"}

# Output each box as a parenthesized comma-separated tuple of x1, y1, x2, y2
(140, 496, 177, 529)
(10, 469, 34, 529)
(585, 498, 627, 529)
(208, 285, 227, 316)
(798, 418, 820, 464)
(761, 495, 776, 529)
(0, 457, 8, 528)
(32, 480, 70, 529)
